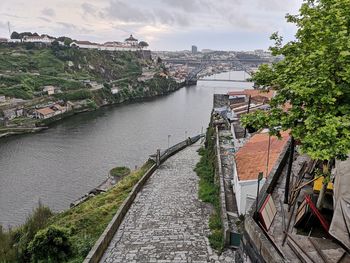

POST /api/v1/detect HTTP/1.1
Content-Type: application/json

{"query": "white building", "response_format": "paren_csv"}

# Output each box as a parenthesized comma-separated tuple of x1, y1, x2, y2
(23, 35, 55, 43)
(125, 34, 138, 46)
(42, 86, 55, 95)
(232, 130, 289, 214)
(70, 41, 101, 49)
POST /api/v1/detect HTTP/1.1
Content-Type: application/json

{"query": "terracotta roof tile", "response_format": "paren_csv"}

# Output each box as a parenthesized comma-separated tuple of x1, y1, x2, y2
(36, 107, 55, 116)
(228, 89, 275, 100)
(235, 131, 289, 181)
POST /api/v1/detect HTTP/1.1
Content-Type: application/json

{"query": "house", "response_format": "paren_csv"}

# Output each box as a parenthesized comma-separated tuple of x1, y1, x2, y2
(70, 41, 100, 49)
(23, 35, 55, 44)
(35, 107, 56, 119)
(43, 86, 55, 95)
(8, 39, 22, 43)
(232, 130, 290, 214)
(228, 89, 275, 104)
(52, 104, 66, 115)
(111, 88, 119, 95)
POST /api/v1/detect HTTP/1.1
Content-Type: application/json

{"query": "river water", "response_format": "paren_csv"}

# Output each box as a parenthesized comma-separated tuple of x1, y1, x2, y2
(0, 71, 252, 227)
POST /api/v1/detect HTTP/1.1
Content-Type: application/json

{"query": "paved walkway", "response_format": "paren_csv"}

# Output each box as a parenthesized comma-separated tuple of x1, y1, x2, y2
(100, 143, 234, 263)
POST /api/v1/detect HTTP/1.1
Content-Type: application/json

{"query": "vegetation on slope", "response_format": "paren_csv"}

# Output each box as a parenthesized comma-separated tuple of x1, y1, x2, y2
(0, 44, 142, 100)
(0, 161, 154, 262)
(195, 126, 224, 252)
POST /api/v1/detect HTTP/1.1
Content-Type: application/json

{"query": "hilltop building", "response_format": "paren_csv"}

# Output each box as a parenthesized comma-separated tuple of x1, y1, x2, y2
(125, 35, 138, 46)
(23, 35, 55, 43)
(70, 34, 144, 52)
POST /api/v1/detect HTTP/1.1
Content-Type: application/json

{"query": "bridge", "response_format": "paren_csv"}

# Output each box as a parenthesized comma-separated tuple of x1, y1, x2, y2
(163, 58, 269, 65)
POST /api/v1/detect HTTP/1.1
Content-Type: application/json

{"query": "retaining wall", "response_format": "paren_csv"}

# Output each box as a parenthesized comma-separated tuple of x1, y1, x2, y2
(215, 125, 231, 246)
(83, 134, 203, 263)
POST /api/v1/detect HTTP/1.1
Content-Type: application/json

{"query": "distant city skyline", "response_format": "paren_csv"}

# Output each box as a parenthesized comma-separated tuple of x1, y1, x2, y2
(0, 0, 303, 51)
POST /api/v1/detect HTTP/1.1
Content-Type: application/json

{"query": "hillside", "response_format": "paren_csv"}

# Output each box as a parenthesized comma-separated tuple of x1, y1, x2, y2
(0, 43, 181, 132)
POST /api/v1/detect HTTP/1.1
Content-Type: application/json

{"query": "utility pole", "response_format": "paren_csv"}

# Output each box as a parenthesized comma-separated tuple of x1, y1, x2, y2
(284, 137, 295, 204)
(243, 95, 252, 138)
(7, 22, 11, 38)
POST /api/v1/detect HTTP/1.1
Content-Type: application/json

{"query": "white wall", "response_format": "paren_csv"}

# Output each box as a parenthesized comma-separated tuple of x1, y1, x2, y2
(232, 156, 266, 214)
(239, 179, 266, 214)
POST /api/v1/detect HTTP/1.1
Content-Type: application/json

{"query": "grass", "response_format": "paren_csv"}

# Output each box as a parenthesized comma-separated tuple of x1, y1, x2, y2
(0, 160, 154, 263)
(195, 126, 224, 252)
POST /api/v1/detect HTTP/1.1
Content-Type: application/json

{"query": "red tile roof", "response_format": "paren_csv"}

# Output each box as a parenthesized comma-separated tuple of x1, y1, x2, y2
(235, 131, 290, 181)
(228, 89, 275, 100)
(36, 107, 55, 116)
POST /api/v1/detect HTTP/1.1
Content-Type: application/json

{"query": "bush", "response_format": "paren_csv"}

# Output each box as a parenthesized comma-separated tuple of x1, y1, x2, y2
(28, 225, 72, 263)
(110, 166, 131, 178)
(0, 202, 53, 262)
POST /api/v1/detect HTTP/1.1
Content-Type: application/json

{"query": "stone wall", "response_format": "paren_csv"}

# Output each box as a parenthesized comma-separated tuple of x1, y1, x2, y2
(215, 125, 231, 246)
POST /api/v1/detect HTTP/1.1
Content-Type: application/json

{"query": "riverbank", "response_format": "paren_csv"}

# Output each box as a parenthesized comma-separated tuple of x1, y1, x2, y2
(0, 76, 184, 138)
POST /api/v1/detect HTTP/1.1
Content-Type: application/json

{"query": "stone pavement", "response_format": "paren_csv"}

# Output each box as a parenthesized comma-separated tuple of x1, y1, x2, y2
(100, 143, 235, 263)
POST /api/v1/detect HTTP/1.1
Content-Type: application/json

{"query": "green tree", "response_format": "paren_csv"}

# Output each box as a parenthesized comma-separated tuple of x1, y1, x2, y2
(10, 31, 20, 39)
(241, 0, 350, 209)
(139, 41, 149, 49)
(28, 225, 72, 263)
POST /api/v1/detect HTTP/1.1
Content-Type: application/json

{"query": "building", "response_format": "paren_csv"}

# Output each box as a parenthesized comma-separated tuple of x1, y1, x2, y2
(125, 35, 138, 46)
(0, 38, 8, 43)
(42, 86, 55, 95)
(23, 35, 55, 44)
(191, 45, 198, 54)
(232, 130, 290, 214)
(70, 41, 100, 49)
(35, 107, 56, 119)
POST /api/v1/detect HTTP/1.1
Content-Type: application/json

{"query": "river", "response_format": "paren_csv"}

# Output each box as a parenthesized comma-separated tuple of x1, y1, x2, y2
(0, 71, 252, 227)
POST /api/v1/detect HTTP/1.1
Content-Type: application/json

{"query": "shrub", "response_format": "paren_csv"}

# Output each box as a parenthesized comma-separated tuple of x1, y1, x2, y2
(28, 225, 72, 263)
(110, 166, 131, 178)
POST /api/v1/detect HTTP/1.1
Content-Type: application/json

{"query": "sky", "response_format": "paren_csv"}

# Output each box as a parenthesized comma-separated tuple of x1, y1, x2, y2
(0, 0, 303, 51)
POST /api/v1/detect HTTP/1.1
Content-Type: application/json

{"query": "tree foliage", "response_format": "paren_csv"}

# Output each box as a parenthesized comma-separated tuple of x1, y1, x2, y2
(28, 225, 72, 262)
(139, 41, 149, 48)
(242, 0, 350, 162)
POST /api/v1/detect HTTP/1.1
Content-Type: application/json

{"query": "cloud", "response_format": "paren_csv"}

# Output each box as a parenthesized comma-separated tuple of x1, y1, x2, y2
(102, 1, 190, 27)
(41, 8, 56, 17)
(38, 17, 51, 22)
(82, 3, 97, 16)
(103, 1, 153, 23)
(56, 22, 93, 34)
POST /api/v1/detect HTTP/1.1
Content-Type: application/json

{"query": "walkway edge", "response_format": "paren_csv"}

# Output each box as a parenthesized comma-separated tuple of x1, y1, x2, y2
(84, 135, 203, 263)
(83, 163, 157, 263)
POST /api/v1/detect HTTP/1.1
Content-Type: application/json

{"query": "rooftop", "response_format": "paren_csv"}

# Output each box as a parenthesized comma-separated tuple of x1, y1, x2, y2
(125, 34, 138, 42)
(235, 131, 290, 181)
(228, 89, 275, 100)
(36, 107, 55, 116)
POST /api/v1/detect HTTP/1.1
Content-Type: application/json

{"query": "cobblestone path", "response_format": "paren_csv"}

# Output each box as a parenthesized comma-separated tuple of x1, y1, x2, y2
(100, 143, 234, 263)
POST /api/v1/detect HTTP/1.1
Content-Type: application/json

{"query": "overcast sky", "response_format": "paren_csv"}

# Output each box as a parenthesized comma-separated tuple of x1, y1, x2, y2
(0, 0, 303, 51)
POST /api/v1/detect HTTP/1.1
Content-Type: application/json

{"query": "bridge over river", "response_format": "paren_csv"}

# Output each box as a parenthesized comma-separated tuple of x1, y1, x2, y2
(100, 143, 235, 263)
